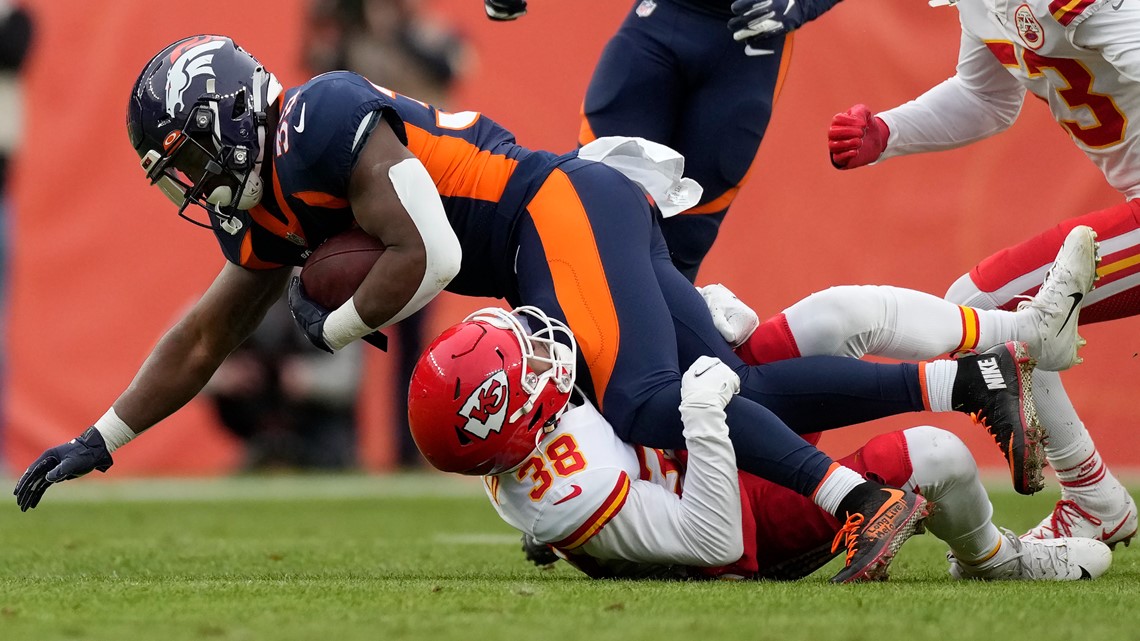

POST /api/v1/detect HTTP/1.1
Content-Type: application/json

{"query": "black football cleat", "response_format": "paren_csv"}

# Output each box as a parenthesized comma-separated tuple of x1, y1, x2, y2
(952, 340, 1045, 495)
(830, 486, 929, 583)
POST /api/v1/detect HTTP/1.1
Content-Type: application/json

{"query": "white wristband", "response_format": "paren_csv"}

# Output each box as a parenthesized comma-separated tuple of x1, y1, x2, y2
(93, 407, 136, 453)
(322, 296, 377, 351)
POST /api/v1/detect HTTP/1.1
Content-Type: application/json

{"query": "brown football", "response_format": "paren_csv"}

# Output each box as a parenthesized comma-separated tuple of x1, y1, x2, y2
(300, 228, 386, 309)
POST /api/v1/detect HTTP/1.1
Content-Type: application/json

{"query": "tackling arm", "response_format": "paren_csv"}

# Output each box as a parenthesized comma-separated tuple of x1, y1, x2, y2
(877, 31, 1026, 160)
(579, 358, 744, 567)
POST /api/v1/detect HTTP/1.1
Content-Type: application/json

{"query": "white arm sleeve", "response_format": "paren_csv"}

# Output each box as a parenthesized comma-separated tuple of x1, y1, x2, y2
(580, 405, 743, 567)
(380, 157, 462, 327)
(878, 30, 1027, 160)
(321, 158, 461, 350)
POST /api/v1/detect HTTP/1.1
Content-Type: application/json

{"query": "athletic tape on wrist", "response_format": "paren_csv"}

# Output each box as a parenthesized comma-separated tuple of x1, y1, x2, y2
(93, 407, 136, 453)
(323, 296, 376, 351)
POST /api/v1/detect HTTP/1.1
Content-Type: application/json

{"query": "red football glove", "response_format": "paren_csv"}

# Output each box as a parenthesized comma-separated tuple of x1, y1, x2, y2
(827, 104, 890, 170)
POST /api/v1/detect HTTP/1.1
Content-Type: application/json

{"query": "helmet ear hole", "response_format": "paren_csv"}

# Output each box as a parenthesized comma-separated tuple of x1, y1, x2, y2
(231, 90, 247, 119)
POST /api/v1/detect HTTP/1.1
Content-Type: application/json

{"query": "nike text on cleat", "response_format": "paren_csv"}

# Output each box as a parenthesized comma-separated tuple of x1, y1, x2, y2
(1022, 493, 1139, 550)
(1017, 225, 1099, 371)
(951, 341, 1045, 495)
(949, 529, 1112, 580)
(829, 488, 928, 583)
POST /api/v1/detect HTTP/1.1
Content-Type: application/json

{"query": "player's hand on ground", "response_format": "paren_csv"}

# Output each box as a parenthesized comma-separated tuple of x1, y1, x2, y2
(14, 427, 113, 512)
(728, 0, 802, 55)
(681, 356, 741, 410)
(699, 284, 759, 348)
(828, 104, 889, 170)
(484, 0, 527, 20)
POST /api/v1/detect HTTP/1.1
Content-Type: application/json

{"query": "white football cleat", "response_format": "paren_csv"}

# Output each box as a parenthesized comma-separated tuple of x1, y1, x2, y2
(1018, 225, 1099, 371)
(1022, 491, 1138, 550)
(949, 529, 1112, 580)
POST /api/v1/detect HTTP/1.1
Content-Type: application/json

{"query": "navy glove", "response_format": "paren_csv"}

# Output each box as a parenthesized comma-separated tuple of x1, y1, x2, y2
(287, 276, 388, 353)
(728, 0, 808, 55)
(14, 427, 113, 512)
(485, 0, 527, 20)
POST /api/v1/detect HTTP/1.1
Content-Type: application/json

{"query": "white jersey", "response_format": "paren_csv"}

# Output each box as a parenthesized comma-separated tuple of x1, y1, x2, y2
(879, 0, 1140, 198)
(483, 398, 742, 576)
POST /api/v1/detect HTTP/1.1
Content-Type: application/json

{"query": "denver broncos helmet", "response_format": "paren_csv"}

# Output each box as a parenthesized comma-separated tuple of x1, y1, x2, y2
(408, 306, 578, 476)
(127, 35, 282, 229)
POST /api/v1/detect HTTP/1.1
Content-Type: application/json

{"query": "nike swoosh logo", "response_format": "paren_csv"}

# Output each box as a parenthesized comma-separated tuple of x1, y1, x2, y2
(1111, 0, 1124, 10)
(1079, 566, 1092, 579)
(553, 484, 583, 505)
(869, 488, 906, 521)
(744, 45, 775, 56)
(785, 0, 795, 15)
(1100, 511, 1133, 540)
(1057, 292, 1083, 337)
(294, 103, 307, 133)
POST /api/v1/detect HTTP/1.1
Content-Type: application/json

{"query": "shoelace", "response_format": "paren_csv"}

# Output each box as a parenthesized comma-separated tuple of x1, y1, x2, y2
(1043, 499, 1103, 537)
(830, 513, 865, 566)
(1004, 530, 1072, 579)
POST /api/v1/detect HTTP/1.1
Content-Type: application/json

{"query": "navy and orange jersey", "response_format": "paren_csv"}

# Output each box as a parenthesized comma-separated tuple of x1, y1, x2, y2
(210, 71, 554, 297)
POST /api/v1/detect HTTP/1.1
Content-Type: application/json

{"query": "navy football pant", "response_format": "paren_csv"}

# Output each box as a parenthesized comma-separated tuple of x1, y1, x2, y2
(580, 0, 791, 280)
(514, 159, 924, 496)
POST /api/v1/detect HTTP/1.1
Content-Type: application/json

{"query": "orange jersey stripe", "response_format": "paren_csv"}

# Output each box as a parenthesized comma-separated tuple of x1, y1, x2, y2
(551, 471, 631, 549)
(682, 35, 794, 216)
(526, 168, 621, 405)
(404, 124, 517, 202)
(262, 162, 308, 245)
(238, 231, 281, 269)
(577, 100, 597, 147)
(292, 191, 349, 208)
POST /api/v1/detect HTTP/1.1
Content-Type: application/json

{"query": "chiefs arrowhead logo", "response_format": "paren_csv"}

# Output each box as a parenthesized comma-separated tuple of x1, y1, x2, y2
(457, 371, 510, 439)
(1014, 4, 1045, 51)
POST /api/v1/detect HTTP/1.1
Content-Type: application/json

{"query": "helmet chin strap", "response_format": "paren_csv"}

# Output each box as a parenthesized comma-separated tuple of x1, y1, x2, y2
(204, 121, 268, 210)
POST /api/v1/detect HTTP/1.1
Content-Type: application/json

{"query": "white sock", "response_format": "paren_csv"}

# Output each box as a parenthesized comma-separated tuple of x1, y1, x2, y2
(1033, 369, 1126, 514)
(921, 360, 958, 413)
(812, 465, 866, 517)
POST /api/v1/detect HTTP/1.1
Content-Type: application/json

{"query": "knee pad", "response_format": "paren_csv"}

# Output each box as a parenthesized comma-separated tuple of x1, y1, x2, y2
(903, 425, 978, 489)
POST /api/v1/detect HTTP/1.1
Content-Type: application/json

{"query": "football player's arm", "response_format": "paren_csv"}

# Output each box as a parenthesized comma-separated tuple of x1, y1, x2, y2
(1074, 3, 1140, 83)
(576, 358, 744, 567)
(875, 31, 1027, 160)
(320, 118, 461, 350)
(14, 263, 291, 510)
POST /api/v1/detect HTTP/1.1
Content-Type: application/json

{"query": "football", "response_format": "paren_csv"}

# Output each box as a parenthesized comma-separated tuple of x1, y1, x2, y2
(300, 228, 386, 310)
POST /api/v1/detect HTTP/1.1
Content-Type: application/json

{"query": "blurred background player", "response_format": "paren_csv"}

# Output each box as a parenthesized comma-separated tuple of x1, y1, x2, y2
(485, 0, 848, 281)
(202, 297, 362, 471)
(0, 0, 32, 464)
(407, 308, 1112, 582)
(304, 0, 471, 468)
(820, 0, 1139, 548)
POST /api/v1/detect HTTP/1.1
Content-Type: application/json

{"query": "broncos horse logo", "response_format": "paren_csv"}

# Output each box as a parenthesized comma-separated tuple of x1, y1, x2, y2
(164, 36, 227, 117)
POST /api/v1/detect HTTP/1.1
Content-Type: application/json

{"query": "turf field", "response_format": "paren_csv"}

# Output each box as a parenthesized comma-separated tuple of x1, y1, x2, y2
(1, 474, 1136, 641)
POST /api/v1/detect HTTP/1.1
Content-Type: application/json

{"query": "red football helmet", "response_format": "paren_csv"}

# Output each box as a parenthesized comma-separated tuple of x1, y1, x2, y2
(408, 306, 577, 476)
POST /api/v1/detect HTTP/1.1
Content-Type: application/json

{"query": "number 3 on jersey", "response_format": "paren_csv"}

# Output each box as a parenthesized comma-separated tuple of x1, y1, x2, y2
(516, 435, 587, 501)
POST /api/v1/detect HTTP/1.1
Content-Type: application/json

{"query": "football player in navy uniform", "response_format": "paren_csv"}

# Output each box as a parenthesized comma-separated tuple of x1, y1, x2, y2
(487, 0, 846, 281)
(15, 35, 1039, 582)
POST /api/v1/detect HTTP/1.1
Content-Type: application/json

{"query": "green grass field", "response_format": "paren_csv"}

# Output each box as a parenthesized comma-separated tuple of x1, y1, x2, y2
(1, 474, 1137, 641)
